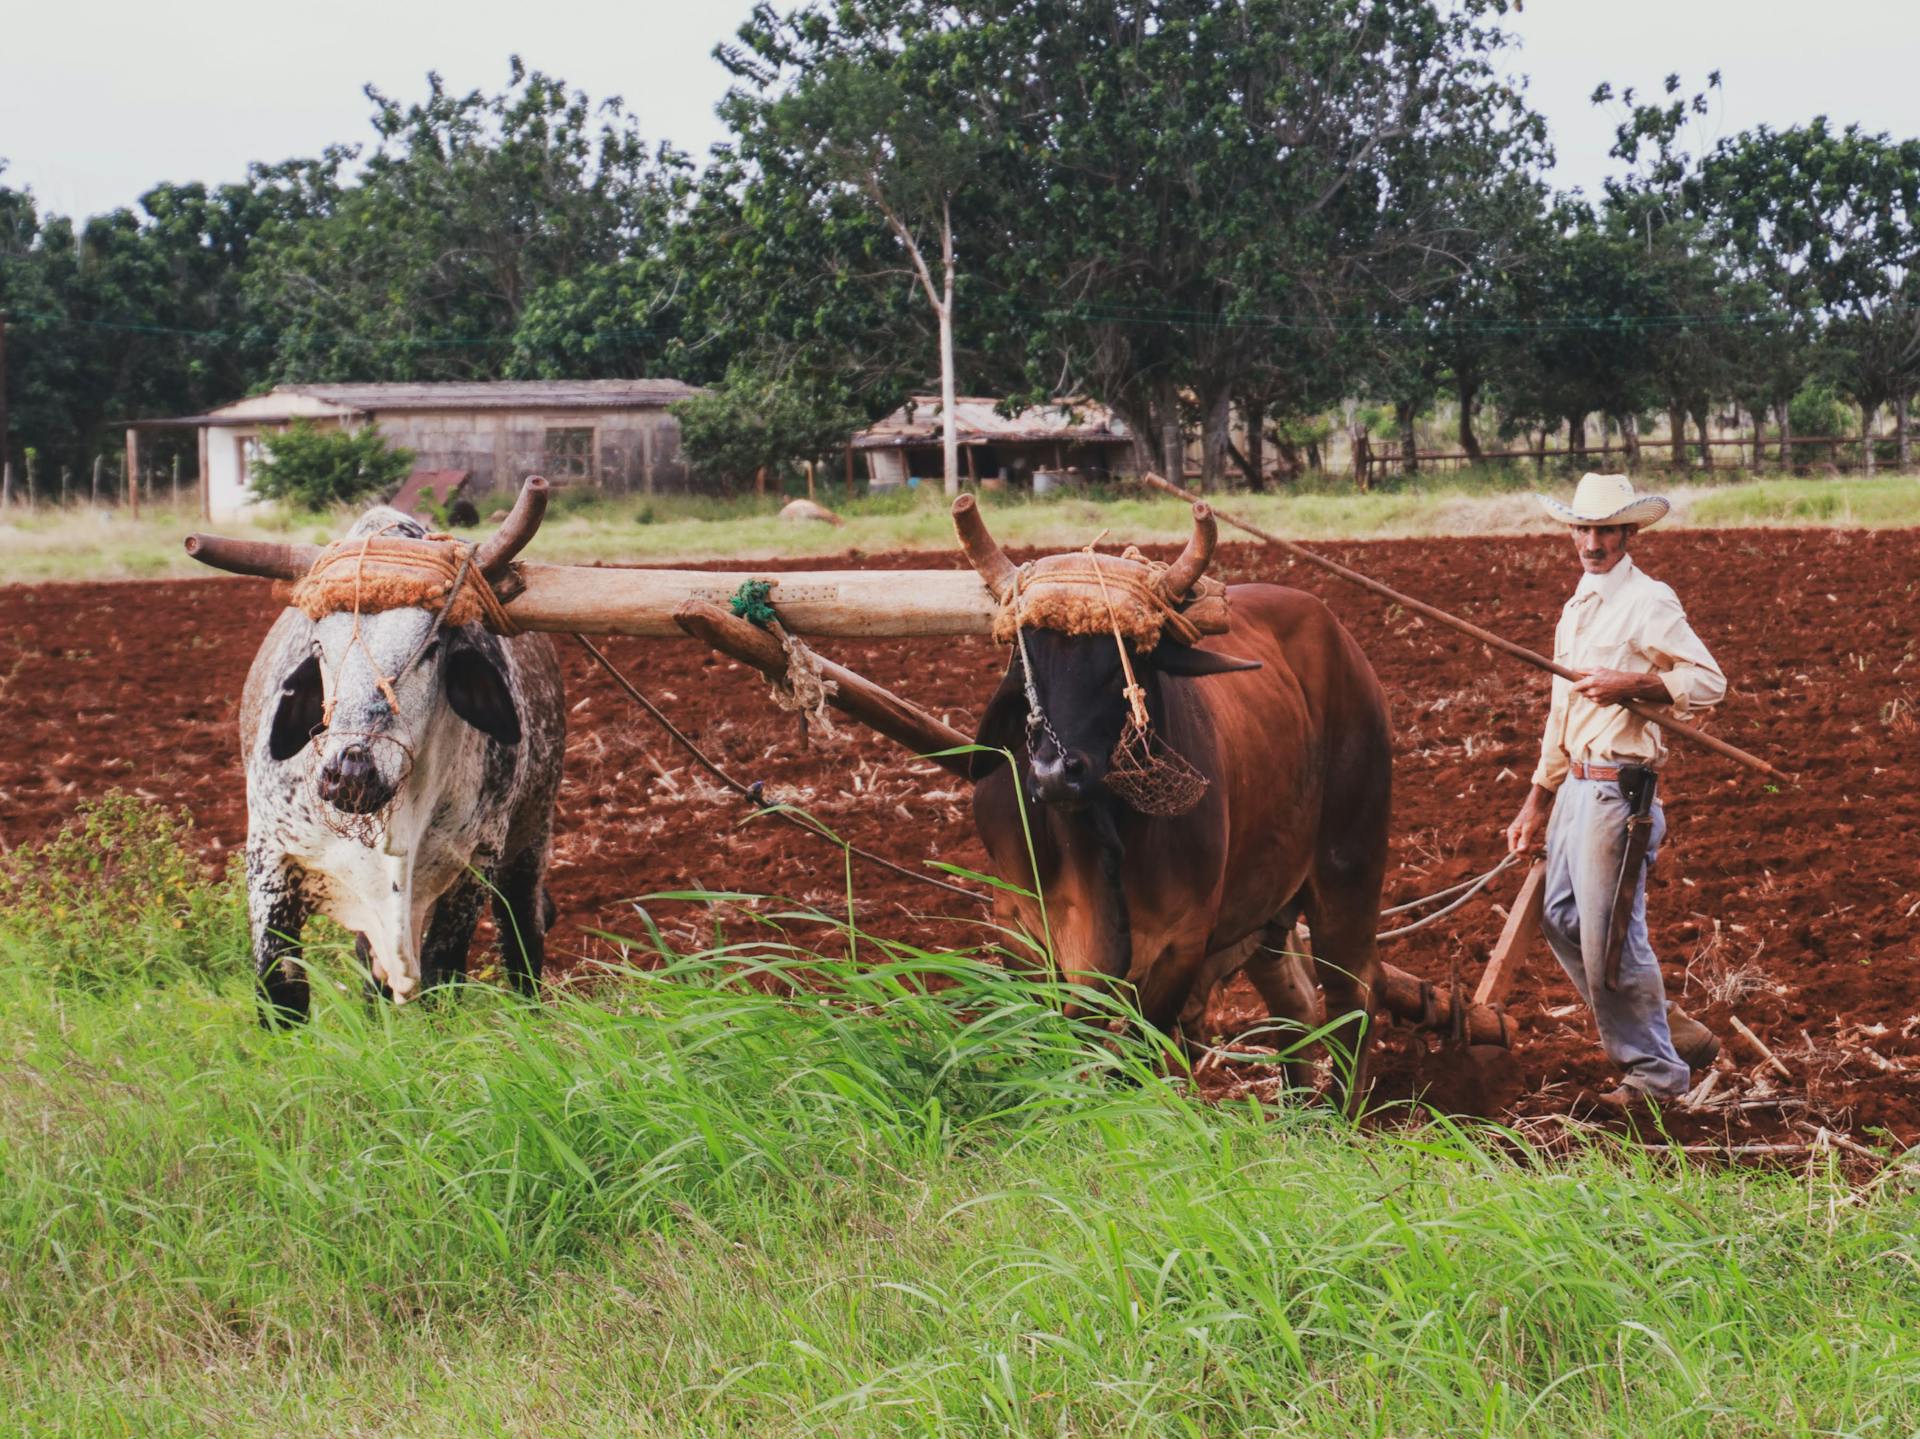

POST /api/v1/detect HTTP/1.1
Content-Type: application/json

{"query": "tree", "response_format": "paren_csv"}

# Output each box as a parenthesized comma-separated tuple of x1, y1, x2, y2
(1705, 120, 1920, 471)
(249, 421, 414, 511)
(717, 13, 1000, 496)
(672, 364, 864, 492)
(247, 59, 684, 382)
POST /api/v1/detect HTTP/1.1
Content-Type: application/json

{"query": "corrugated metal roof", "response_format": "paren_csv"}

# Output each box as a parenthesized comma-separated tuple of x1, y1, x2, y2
(852, 396, 1132, 450)
(203, 379, 701, 421)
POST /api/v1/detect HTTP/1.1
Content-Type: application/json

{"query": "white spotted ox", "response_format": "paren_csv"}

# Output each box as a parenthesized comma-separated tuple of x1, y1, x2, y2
(189, 480, 565, 1021)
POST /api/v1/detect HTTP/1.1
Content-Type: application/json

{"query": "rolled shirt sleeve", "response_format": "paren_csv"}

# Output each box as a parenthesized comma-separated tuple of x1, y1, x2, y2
(1642, 592, 1726, 720)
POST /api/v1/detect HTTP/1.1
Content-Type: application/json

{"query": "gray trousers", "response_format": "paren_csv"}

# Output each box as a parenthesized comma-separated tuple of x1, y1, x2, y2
(1540, 776, 1690, 1098)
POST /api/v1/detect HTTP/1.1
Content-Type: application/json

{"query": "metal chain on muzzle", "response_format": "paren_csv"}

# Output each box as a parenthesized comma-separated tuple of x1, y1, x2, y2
(1014, 624, 1067, 760)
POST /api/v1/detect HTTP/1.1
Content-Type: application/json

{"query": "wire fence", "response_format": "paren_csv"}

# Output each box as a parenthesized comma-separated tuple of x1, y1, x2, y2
(1357, 433, 1909, 483)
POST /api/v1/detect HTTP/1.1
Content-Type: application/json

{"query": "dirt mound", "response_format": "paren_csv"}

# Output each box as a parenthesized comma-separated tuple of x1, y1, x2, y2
(4, 527, 1914, 1149)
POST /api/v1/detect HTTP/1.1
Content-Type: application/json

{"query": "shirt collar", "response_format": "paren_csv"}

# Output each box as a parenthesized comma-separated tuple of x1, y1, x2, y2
(1574, 553, 1636, 604)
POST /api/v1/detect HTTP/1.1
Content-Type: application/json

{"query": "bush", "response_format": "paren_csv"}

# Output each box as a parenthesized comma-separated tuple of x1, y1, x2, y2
(673, 367, 865, 492)
(1788, 382, 1852, 454)
(250, 421, 415, 511)
(0, 791, 244, 989)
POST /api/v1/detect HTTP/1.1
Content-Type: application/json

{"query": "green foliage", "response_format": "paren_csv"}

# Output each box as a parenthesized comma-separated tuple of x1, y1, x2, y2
(248, 421, 414, 511)
(1789, 381, 1852, 441)
(671, 366, 866, 491)
(0, 791, 243, 990)
(2, 870, 1918, 1432)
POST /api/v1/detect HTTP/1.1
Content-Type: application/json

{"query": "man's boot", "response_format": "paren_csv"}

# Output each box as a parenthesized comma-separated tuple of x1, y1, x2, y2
(1668, 1003, 1721, 1069)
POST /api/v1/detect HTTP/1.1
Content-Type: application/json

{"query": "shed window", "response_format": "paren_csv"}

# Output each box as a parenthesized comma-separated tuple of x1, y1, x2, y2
(543, 427, 595, 482)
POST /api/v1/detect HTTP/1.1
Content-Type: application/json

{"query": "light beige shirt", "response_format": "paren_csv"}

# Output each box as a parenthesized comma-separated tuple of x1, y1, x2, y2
(1531, 554, 1726, 792)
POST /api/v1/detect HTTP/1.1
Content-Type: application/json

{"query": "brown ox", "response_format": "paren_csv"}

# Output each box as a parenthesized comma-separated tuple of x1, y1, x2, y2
(956, 496, 1392, 1111)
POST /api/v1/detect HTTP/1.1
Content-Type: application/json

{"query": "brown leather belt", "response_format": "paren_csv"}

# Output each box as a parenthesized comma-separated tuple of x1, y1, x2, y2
(1569, 760, 1623, 781)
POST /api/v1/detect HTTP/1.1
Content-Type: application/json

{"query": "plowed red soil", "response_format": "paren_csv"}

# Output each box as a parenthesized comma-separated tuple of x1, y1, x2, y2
(4, 528, 1916, 1150)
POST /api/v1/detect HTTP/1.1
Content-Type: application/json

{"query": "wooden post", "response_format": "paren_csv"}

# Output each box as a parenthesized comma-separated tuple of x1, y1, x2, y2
(171, 454, 180, 510)
(0, 460, 10, 511)
(197, 425, 211, 520)
(25, 451, 36, 508)
(1474, 860, 1546, 1007)
(125, 427, 140, 518)
(964, 444, 977, 487)
(843, 444, 855, 497)
(805, 459, 816, 502)
(61, 466, 70, 506)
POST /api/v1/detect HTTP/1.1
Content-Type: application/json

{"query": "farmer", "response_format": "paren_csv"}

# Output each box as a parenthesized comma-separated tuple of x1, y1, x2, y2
(1505, 473, 1727, 1117)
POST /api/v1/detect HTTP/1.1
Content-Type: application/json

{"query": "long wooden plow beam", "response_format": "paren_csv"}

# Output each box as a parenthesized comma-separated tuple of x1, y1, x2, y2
(1141, 472, 1790, 783)
(672, 600, 976, 778)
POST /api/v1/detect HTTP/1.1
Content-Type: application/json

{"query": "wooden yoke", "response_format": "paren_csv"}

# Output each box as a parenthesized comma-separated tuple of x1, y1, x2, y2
(673, 600, 976, 779)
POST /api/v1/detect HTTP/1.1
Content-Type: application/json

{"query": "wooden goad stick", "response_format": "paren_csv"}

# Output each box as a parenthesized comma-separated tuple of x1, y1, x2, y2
(1139, 472, 1791, 783)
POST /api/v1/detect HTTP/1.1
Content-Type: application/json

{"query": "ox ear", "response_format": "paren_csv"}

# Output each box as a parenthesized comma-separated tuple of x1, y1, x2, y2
(445, 642, 522, 746)
(268, 654, 326, 762)
(1154, 643, 1262, 678)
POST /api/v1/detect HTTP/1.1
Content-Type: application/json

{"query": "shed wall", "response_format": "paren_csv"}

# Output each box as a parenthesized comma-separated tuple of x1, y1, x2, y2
(369, 407, 692, 496)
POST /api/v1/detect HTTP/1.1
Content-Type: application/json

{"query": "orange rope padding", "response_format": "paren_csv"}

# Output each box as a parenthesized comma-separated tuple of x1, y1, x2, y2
(289, 524, 518, 724)
(287, 531, 519, 636)
(989, 552, 1208, 650)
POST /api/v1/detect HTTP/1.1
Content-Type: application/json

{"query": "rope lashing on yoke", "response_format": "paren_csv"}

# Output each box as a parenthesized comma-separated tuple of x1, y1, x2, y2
(729, 579, 839, 739)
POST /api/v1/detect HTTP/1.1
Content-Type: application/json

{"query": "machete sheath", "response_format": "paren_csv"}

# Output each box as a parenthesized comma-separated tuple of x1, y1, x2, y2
(1602, 763, 1658, 991)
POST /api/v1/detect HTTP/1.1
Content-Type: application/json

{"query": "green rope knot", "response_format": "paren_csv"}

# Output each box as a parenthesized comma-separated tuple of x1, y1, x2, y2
(729, 578, 779, 629)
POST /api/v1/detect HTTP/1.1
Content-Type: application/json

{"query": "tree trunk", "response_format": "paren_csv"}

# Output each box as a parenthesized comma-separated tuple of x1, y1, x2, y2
(1862, 403, 1876, 476)
(1396, 400, 1419, 476)
(1668, 400, 1686, 468)
(1532, 426, 1546, 476)
(1351, 426, 1370, 490)
(1243, 397, 1266, 491)
(1199, 388, 1232, 489)
(1566, 412, 1587, 461)
(1457, 378, 1482, 461)
(1693, 407, 1713, 471)
(1898, 393, 1911, 471)
(1776, 397, 1792, 470)
(1621, 412, 1640, 466)
(1306, 438, 1323, 472)
(1158, 374, 1183, 485)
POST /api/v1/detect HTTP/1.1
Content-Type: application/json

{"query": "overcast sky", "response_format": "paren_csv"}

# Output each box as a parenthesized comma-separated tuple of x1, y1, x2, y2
(3, 0, 1917, 221)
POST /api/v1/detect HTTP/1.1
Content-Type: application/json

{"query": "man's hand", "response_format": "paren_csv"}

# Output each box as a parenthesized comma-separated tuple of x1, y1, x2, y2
(1570, 667, 1671, 707)
(1506, 785, 1553, 855)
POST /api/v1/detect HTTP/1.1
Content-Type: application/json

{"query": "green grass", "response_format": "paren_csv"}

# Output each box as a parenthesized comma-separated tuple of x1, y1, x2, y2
(3, 797, 1919, 1435)
(7, 468, 1920, 584)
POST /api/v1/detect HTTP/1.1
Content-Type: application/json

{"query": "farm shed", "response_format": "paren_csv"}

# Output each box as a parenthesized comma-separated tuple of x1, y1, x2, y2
(852, 396, 1135, 489)
(133, 379, 703, 520)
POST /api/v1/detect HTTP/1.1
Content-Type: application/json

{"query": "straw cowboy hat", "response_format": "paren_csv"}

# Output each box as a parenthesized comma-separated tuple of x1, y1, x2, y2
(1537, 472, 1670, 529)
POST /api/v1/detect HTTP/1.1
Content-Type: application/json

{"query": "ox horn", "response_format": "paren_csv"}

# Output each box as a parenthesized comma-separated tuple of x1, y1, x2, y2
(951, 494, 1018, 602)
(181, 534, 321, 580)
(472, 475, 551, 579)
(1160, 502, 1217, 603)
